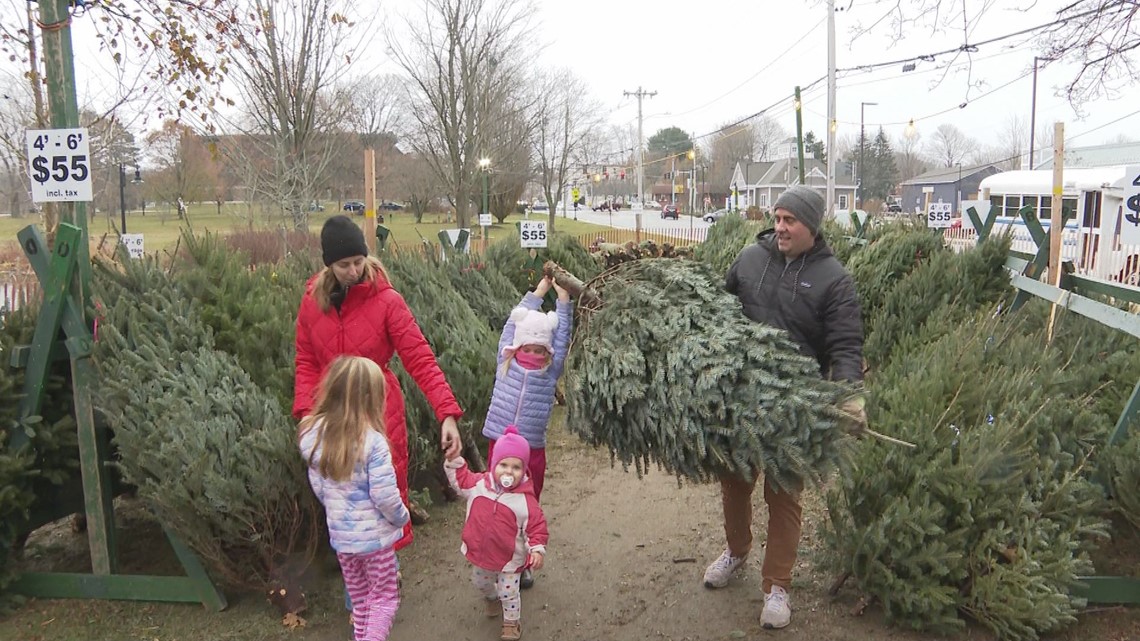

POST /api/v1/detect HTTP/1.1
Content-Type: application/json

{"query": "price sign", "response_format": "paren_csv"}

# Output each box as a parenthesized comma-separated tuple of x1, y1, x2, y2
(519, 220, 547, 248)
(926, 202, 953, 229)
(1122, 165, 1140, 247)
(479, 213, 492, 227)
(26, 128, 92, 202)
(120, 233, 145, 259)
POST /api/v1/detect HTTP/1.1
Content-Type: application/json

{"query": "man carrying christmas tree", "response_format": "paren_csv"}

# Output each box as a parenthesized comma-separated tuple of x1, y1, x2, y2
(703, 185, 866, 630)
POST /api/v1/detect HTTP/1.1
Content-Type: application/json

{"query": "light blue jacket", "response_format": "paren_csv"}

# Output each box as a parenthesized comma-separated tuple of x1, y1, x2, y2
(299, 421, 410, 554)
(482, 293, 573, 449)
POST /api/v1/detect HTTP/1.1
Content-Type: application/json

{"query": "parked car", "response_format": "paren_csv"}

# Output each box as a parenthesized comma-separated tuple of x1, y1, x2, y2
(379, 202, 403, 211)
(308, 201, 325, 212)
(343, 200, 365, 215)
(531, 202, 550, 215)
(661, 204, 679, 220)
(702, 208, 736, 223)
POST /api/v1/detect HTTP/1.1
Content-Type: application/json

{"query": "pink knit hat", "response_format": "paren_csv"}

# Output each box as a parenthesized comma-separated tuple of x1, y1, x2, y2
(491, 426, 530, 471)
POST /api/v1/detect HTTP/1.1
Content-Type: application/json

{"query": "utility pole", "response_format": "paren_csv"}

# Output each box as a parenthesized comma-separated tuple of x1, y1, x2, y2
(623, 86, 656, 206)
(826, 0, 837, 217)
(1028, 56, 1053, 170)
(794, 86, 806, 184)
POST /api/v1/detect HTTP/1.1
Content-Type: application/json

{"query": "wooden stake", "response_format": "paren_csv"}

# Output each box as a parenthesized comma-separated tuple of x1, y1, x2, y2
(1047, 122, 1064, 344)
(364, 148, 376, 254)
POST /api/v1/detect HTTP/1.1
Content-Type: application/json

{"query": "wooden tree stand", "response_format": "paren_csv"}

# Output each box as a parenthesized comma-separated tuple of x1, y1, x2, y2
(6, 223, 225, 610)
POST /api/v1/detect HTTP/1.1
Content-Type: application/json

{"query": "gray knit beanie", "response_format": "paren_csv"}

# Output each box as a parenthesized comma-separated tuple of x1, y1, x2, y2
(772, 186, 826, 235)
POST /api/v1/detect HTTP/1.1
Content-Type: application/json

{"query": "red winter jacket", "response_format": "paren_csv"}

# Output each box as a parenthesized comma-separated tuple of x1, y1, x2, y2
(294, 273, 464, 550)
(445, 457, 548, 573)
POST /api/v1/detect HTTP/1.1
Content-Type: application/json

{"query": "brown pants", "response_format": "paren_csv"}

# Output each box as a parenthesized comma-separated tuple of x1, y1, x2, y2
(720, 472, 803, 594)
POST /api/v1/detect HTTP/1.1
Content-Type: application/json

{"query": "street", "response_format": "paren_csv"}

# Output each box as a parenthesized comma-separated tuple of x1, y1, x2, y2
(547, 205, 714, 232)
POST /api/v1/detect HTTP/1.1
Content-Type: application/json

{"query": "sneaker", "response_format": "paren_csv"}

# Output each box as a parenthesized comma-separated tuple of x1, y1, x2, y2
(520, 568, 535, 589)
(484, 598, 501, 618)
(703, 549, 747, 588)
(500, 619, 522, 641)
(761, 586, 791, 629)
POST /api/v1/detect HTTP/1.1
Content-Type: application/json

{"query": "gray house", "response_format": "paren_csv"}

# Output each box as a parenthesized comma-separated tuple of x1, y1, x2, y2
(729, 159, 857, 213)
(899, 164, 1001, 215)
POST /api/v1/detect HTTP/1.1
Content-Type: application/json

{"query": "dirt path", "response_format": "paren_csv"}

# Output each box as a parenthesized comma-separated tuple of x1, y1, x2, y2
(389, 423, 953, 641)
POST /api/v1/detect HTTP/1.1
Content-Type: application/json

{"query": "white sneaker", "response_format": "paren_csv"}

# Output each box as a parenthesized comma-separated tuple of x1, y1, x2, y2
(702, 549, 747, 588)
(761, 586, 792, 629)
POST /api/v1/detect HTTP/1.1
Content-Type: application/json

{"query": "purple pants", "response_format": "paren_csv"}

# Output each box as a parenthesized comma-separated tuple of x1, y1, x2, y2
(338, 547, 400, 641)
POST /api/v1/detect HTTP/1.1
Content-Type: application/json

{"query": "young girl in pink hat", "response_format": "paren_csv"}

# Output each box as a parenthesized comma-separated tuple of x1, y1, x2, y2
(446, 426, 548, 641)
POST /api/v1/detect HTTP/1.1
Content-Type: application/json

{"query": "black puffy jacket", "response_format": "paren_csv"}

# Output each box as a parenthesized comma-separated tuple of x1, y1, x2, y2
(725, 229, 864, 383)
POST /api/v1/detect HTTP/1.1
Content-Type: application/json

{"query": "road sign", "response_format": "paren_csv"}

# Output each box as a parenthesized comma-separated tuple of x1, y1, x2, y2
(1120, 165, 1140, 246)
(926, 201, 953, 229)
(120, 233, 145, 259)
(26, 127, 92, 202)
(520, 220, 548, 248)
(479, 213, 492, 227)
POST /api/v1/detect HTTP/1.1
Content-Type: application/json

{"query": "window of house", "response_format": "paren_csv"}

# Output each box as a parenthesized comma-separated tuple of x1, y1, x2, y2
(759, 193, 769, 208)
(838, 194, 849, 209)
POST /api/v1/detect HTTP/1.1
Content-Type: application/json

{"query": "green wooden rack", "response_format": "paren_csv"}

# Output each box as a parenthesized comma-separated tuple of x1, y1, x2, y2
(963, 202, 1140, 605)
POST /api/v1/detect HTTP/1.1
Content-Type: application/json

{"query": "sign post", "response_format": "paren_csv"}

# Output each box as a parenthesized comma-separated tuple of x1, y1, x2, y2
(520, 220, 548, 248)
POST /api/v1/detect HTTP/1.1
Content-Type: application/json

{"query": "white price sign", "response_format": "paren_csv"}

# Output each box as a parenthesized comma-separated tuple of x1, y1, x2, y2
(1120, 165, 1140, 247)
(961, 200, 992, 232)
(479, 213, 493, 227)
(120, 233, 145, 259)
(519, 220, 548, 248)
(26, 128, 92, 202)
(926, 202, 954, 229)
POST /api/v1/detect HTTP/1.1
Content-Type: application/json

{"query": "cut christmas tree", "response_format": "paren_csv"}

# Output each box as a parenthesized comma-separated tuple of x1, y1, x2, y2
(563, 258, 852, 489)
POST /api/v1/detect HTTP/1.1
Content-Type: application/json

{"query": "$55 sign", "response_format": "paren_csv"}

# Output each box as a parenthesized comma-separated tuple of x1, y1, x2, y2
(25, 128, 93, 202)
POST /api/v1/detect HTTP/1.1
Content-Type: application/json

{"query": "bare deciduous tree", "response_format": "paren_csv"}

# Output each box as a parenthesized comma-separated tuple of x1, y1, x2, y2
(145, 120, 218, 209)
(390, 153, 442, 223)
(533, 68, 602, 229)
(708, 123, 755, 193)
(894, 130, 928, 183)
(996, 114, 1028, 170)
(926, 124, 977, 168)
(223, 0, 363, 229)
(855, 0, 1139, 106)
(390, 0, 535, 229)
(752, 115, 789, 162)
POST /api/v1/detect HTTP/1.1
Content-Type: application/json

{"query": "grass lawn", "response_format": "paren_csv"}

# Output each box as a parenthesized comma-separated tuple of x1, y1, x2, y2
(0, 203, 608, 258)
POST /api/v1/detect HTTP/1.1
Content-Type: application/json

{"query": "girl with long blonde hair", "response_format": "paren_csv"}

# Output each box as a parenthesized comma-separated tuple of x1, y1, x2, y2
(298, 355, 408, 641)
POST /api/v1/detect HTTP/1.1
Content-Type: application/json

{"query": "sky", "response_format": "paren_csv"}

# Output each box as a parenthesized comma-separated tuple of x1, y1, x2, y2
(11, 0, 1139, 158)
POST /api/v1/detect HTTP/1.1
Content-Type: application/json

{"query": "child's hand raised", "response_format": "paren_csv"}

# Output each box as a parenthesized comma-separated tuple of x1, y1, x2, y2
(552, 280, 569, 302)
(528, 551, 545, 570)
(533, 277, 552, 298)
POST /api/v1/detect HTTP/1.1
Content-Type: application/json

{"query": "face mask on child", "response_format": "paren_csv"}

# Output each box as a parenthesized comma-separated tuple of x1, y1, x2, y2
(514, 350, 547, 370)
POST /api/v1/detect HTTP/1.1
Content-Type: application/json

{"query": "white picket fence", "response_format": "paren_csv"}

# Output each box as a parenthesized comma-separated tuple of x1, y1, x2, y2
(1, 275, 40, 317)
(943, 227, 1140, 285)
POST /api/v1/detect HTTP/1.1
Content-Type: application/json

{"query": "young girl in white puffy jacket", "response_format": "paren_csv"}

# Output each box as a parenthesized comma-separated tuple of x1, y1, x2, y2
(299, 355, 409, 641)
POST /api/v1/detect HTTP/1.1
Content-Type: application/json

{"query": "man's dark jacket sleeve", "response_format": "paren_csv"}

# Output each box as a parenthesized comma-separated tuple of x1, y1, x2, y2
(822, 273, 864, 383)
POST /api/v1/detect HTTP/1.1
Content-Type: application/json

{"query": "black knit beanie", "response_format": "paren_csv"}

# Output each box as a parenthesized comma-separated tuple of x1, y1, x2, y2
(772, 186, 826, 236)
(321, 215, 369, 266)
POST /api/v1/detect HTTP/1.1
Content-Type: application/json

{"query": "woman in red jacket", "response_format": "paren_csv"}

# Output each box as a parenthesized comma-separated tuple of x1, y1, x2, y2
(294, 215, 464, 554)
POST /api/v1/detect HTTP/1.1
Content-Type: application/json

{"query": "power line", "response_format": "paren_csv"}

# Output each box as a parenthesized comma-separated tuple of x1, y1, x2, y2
(668, 16, 827, 119)
(834, 1, 1134, 75)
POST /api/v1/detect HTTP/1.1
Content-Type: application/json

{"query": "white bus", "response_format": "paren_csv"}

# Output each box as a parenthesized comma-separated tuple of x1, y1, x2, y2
(973, 166, 1139, 285)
